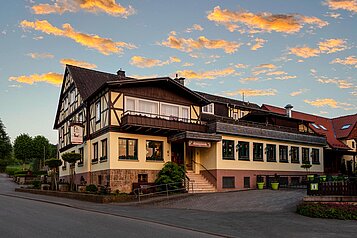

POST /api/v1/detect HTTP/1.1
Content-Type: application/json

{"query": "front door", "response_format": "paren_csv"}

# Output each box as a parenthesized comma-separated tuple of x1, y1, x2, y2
(171, 143, 184, 166)
(186, 146, 195, 171)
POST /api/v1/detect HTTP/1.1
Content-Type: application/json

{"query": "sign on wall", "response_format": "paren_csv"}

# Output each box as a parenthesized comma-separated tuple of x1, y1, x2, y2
(188, 140, 211, 148)
(70, 124, 83, 145)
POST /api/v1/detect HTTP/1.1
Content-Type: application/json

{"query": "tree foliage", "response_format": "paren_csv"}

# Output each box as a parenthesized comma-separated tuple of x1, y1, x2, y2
(45, 158, 62, 169)
(0, 118, 12, 163)
(13, 134, 33, 164)
(155, 162, 185, 188)
(62, 152, 81, 164)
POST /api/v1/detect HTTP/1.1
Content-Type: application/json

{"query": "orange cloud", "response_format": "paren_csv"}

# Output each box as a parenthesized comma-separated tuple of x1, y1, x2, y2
(160, 34, 241, 54)
(240, 77, 259, 83)
(289, 38, 347, 58)
(32, 0, 135, 17)
(255, 63, 276, 69)
(186, 24, 204, 33)
(207, 6, 328, 34)
(331, 56, 357, 68)
(266, 71, 287, 76)
(324, 0, 357, 13)
(27, 52, 54, 59)
(226, 88, 277, 97)
(290, 88, 308, 96)
(130, 56, 181, 68)
(235, 63, 249, 68)
(304, 98, 352, 108)
(60, 58, 97, 69)
(317, 78, 353, 89)
(9, 72, 63, 86)
(177, 67, 235, 79)
(20, 20, 135, 55)
(251, 38, 266, 51)
(275, 75, 297, 80)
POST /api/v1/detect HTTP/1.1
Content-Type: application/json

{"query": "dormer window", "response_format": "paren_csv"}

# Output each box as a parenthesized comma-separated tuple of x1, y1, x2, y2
(319, 125, 327, 131)
(96, 101, 101, 122)
(311, 123, 320, 129)
(341, 124, 351, 130)
(202, 103, 214, 114)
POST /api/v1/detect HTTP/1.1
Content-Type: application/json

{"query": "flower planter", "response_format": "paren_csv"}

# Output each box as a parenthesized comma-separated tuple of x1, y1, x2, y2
(257, 182, 264, 190)
(271, 182, 279, 190)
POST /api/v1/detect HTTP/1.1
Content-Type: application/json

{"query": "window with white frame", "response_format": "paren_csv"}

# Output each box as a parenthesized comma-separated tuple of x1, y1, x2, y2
(139, 99, 158, 116)
(126, 98, 135, 113)
(202, 103, 214, 114)
(70, 89, 75, 105)
(96, 101, 101, 122)
(181, 107, 189, 122)
(64, 96, 69, 111)
(161, 103, 179, 119)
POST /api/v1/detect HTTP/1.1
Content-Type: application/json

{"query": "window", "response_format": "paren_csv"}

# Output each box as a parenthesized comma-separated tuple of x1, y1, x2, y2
(70, 89, 75, 105)
(202, 103, 214, 114)
(96, 101, 101, 122)
(125, 98, 135, 113)
(92, 142, 98, 163)
(311, 149, 320, 164)
(253, 143, 263, 161)
(146, 141, 163, 161)
(353, 141, 355, 149)
(101, 139, 107, 161)
(139, 99, 158, 116)
(311, 123, 320, 129)
(302, 147, 310, 164)
(222, 177, 235, 188)
(64, 96, 69, 111)
(244, 177, 250, 188)
(266, 144, 276, 162)
(61, 126, 64, 142)
(138, 174, 148, 183)
(161, 103, 179, 120)
(78, 147, 84, 166)
(238, 141, 249, 160)
(78, 112, 83, 123)
(290, 146, 299, 163)
(119, 138, 138, 160)
(222, 140, 235, 160)
(181, 107, 189, 122)
(341, 124, 351, 130)
(279, 145, 288, 163)
(319, 125, 327, 131)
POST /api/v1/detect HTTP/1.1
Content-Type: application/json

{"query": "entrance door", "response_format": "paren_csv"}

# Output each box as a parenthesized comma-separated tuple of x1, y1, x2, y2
(186, 146, 195, 171)
(171, 143, 184, 166)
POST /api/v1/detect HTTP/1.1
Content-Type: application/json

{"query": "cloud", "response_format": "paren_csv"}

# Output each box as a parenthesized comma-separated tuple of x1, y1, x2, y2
(275, 75, 297, 80)
(240, 77, 259, 83)
(235, 63, 249, 68)
(289, 38, 347, 58)
(20, 20, 135, 55)
(255, 63, 276, 69)
(182, 62, 194, 67)
(32, 0, 135, 17)
(130, 56, 181, 68)
(304, 98, 352, 108)
(331, 56, 357, 68)
(160, 33, 241, 54)
(250, 38, 266, 51)
(129, 74, 159, 79)
(266, 70, 287, 76)
(226, 88, 277, 97)
(27, 52, 54, 59)
(207, 6, 328, 34)
(177, 67, 235, 79)
(60, 58, 97, 68)
(185, 24, 204, 33)
(9, 72, 63, 86)
(324, 0, 357, 13)
(317, 78, 353, 88)
(290, 88, 309, 96)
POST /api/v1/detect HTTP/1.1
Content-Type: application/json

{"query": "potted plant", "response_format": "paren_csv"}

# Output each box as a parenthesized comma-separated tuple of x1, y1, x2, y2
(257, 175, 264, 190)
(271, 174, 279, 190)
(61, 152, 81, 191)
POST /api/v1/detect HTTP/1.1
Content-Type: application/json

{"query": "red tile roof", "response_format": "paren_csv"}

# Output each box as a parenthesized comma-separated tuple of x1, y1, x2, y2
(332, 114, 357, 139)
(262, 104, 353, 150)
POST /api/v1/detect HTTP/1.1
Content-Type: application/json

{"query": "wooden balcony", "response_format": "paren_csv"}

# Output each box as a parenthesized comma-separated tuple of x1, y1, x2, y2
(208, 121, 326, 146)
(120, 111, 207, 135)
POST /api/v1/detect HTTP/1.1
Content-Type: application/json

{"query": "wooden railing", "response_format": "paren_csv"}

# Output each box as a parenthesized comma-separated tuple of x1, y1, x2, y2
(307, 181, 357, 196)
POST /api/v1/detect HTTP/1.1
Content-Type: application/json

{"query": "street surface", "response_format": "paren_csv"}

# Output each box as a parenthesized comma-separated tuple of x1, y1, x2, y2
(1, 173, 357, 238)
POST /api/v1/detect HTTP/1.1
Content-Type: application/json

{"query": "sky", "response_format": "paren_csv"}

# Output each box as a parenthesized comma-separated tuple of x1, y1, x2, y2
(0, 0, 356, 144)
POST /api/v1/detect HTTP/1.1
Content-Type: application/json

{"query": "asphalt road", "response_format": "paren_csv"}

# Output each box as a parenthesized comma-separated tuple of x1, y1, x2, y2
(0, 194, 219, 238)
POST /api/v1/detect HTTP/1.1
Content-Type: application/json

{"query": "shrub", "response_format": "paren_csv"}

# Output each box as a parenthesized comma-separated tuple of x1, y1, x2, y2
(86, 184, 98, 193)
(297, 202, 357, 220)
(155, 162, 185, 190)
(5, 167, 18, 176)
(32, 180, 41, 189)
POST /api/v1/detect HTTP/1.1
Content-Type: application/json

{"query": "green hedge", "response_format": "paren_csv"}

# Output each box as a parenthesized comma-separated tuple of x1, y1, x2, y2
(297, 202, 357, 220)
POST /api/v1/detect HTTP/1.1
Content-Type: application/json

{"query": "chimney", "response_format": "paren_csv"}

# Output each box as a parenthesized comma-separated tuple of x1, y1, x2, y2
(284, 104, 293, 118)
(174, 73, 185, 86)
(117, 68, 126, 78)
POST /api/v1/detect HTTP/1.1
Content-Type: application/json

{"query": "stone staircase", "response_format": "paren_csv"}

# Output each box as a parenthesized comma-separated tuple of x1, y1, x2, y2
(186, 171, 216, 193)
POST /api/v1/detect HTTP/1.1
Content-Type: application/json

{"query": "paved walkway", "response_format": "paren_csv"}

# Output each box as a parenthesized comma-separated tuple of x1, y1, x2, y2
(1, 173, 357, 238)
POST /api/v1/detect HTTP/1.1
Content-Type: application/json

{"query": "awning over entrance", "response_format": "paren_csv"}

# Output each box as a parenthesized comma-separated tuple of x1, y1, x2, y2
(169, 131, 222, 143)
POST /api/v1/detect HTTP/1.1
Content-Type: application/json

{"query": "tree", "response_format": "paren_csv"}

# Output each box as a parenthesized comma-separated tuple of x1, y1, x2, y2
(62, 152, 81, 191)
(13, 134, 33, 166)
(32, 135, 51, 171)
(45, 158, 62, 190)
(0, 118, 12, 171)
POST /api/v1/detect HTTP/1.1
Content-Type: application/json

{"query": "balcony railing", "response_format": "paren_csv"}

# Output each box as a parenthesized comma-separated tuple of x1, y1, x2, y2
(120, 110, 206, 133)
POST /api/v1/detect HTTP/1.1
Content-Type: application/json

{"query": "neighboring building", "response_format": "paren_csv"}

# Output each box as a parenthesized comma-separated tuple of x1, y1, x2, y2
(262, 104, 357, 175)
(54, 65, 326, 193)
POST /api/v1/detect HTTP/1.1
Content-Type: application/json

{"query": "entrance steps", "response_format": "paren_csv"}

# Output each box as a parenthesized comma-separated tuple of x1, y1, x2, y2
(186, 171, 216, 193)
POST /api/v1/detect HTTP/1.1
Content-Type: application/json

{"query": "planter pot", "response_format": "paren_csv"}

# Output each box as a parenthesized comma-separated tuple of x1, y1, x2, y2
(77, 185, 86, 193)
(257, 182, 264, 190)
(58, 183, 69, 192)
(271, 182, 279, 190)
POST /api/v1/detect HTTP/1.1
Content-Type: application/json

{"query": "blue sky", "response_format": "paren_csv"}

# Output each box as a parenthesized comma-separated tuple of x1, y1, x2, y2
(0, 0, 356, 144)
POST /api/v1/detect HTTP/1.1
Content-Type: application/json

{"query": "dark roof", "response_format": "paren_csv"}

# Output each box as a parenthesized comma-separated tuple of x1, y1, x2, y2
(262, 104, 353, 150)
(67, 65, 124, 100)
(195, 91, 260, 110)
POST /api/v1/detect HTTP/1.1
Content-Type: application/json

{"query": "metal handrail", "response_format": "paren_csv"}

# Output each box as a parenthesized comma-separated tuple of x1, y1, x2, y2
(122, 110, 202, 124)
(192, 160, 217, 182)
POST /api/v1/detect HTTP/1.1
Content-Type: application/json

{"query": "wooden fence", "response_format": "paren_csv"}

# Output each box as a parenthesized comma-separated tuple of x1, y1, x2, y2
(307, 181, 357, 196)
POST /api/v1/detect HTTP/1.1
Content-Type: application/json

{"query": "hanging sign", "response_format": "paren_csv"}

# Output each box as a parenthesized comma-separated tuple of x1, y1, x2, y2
(70, 124, 83, 144)
(188, 140, 211, 148)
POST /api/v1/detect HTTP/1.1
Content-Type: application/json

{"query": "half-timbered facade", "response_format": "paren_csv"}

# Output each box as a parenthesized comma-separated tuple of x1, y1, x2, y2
(54, 65, 327, 193)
